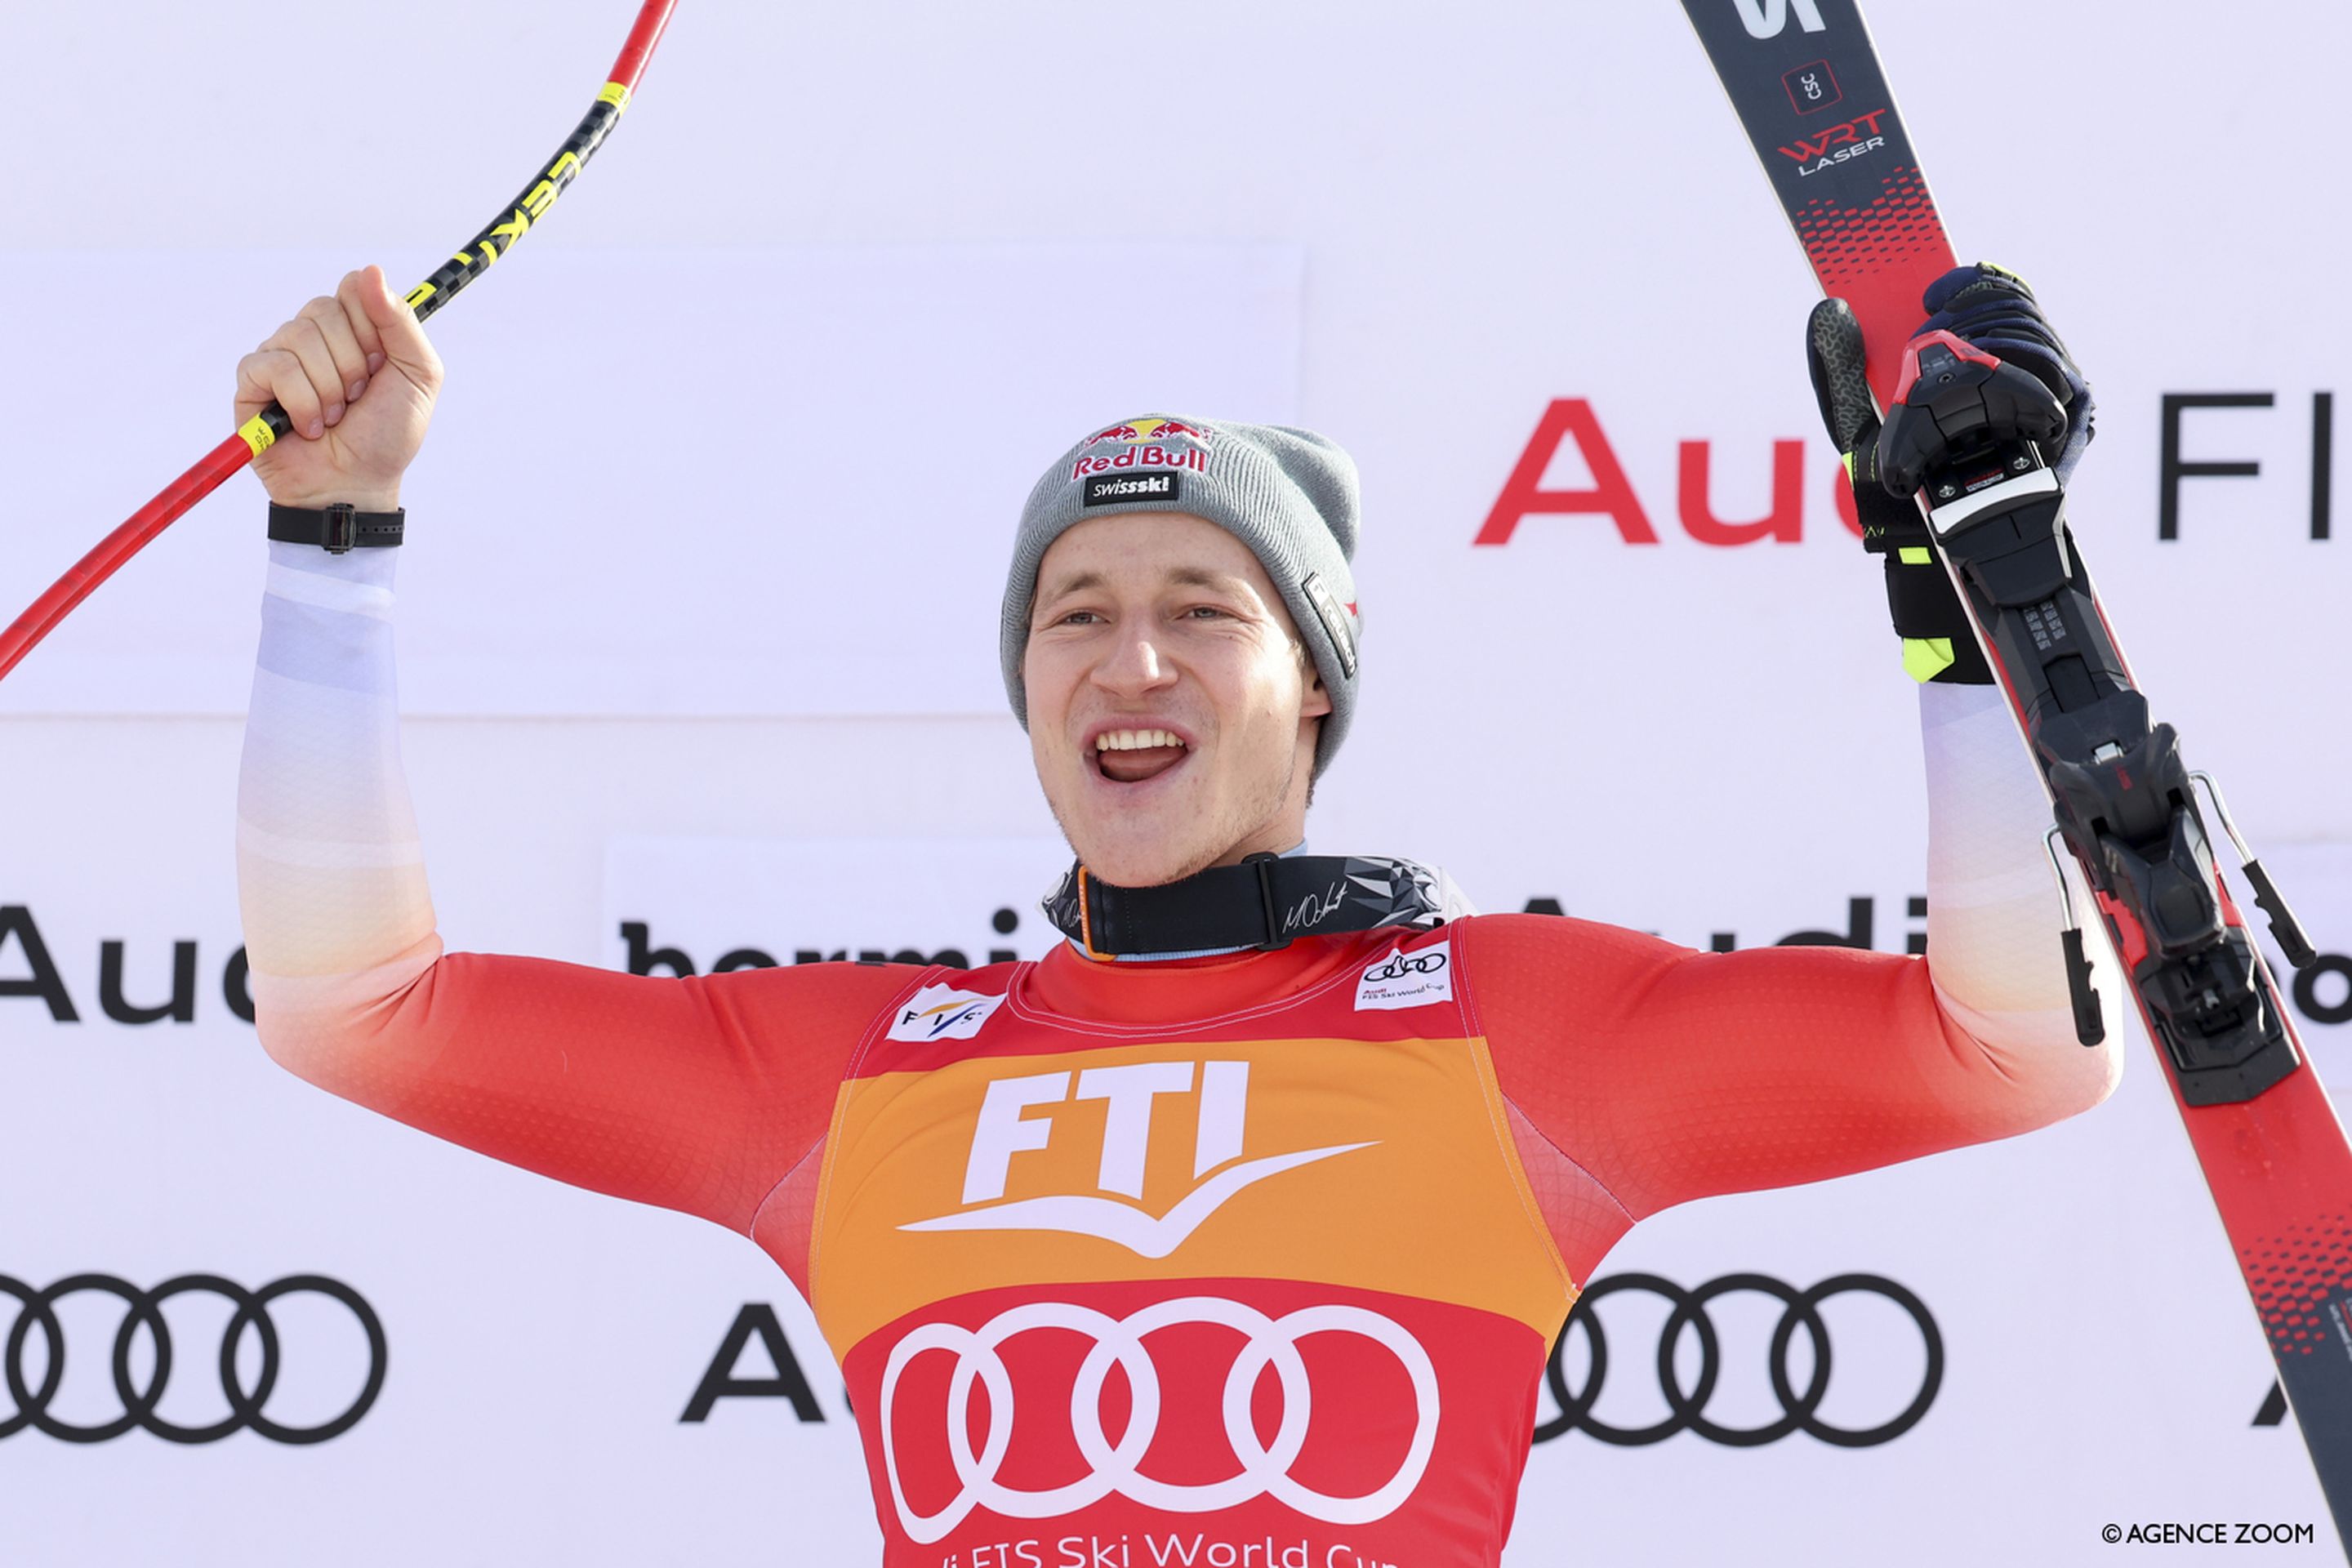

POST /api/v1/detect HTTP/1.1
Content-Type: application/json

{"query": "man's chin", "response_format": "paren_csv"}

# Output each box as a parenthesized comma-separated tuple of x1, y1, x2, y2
(1042, 765, 1203, 887)
(1067, 834, 1218, 889)
(1058, 800, 1226, 889)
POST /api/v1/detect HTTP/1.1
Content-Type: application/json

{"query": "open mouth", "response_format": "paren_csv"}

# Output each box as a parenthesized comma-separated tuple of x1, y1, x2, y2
(1092, 727, 1191, 786)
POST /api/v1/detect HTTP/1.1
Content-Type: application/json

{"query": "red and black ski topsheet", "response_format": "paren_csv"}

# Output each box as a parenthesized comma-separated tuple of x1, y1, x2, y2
(1679, 0, 2352, 1542)
(1680, 0, 1955, 404)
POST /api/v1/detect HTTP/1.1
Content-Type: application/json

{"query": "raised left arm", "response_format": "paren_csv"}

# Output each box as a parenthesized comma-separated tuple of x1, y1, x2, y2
(1466, 267, 2123, 1272)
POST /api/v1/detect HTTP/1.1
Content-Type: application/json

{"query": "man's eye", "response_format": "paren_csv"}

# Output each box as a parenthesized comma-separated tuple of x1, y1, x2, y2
(1059, 610, 1101, 626)
(1183, 606, 1227, 620)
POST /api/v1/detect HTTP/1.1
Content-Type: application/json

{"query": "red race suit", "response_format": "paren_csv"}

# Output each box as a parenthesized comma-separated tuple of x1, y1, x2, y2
(237, 544, 2119, 1566)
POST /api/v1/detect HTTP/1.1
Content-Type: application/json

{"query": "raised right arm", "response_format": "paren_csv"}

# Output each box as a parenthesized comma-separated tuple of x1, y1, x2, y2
(234, 269, 911, 1247)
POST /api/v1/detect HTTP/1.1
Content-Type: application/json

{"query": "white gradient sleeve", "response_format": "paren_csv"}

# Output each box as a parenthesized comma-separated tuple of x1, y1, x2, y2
(233, 543, 911, 1255)
(235, 544, 440, 1064)
(1918, 678, 2124, 1106)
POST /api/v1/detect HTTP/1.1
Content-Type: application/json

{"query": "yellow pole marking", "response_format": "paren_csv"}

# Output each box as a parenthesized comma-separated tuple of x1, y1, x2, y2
(597, 81, 630, 112)
(237, 413, 277, 457)
(405, 281, 438, 310)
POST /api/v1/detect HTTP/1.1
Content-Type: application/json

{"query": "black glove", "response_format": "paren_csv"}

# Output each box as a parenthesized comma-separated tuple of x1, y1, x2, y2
(1806, 290, 1986, 684)
(1806, 262, 2096, 686)
(1900, 262, 2094, 488)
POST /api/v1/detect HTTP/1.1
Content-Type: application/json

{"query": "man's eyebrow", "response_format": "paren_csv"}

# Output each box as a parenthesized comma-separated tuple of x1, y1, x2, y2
(1167, 567, 1249, 591)
(1036, 567, 1254, 599)
(1036, 570, 1106, 601)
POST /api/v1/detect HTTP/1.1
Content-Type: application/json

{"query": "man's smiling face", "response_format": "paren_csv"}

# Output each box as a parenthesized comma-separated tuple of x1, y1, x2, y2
(1022, 511, 1330, 888)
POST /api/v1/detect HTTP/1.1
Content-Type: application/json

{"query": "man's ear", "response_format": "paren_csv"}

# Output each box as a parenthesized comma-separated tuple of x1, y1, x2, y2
(1301, 659, 1334, 720)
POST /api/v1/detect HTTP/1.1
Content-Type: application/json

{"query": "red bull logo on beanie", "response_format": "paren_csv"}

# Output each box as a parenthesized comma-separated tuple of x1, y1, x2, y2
(1069, 443, 1211, 483)
(1070, 417, 1217, 482)
(1082, 417, 1216, 449)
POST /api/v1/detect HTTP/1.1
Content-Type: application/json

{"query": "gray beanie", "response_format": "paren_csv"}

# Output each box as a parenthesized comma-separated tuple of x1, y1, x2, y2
(1000, 414, 1362, 775)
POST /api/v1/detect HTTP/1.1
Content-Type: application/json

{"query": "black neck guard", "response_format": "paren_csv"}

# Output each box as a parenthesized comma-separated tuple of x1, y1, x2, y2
(1041, 853, 1463, 959)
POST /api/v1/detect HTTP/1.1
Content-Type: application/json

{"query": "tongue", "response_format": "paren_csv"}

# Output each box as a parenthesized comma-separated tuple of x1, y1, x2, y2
(1099, 746, 1187, 784)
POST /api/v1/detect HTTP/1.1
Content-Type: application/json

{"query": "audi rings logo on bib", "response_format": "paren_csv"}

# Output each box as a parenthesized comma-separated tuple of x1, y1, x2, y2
(876, 1294, 1441, 1544)
(1354, 942, 1452, 1012)
(1532, 1272, 1942, 1449)
(2, 1273, 386, 1445)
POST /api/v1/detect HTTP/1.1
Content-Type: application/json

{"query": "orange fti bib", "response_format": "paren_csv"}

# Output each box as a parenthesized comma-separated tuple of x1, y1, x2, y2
(811, 928, 1574, 1568)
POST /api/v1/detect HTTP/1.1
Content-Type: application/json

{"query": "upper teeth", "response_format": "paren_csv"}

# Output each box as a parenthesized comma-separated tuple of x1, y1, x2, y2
(1096, 728, 1184, 751)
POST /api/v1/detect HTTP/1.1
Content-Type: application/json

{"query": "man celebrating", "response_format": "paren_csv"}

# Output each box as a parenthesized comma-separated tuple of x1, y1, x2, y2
(235, 260, 2115, 1566)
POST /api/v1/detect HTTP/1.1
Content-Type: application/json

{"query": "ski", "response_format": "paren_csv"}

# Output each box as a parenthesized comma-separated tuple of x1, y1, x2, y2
(1677, 0, 2352, 1542)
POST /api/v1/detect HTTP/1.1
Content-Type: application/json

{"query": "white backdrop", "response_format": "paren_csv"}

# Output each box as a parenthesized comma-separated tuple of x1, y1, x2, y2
(4, 0, 2350, 1563)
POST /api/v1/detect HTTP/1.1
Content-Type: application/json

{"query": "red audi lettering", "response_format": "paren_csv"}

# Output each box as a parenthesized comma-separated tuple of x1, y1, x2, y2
(1678, 439, 1806, 546)
(1475, 399, 1659, 546)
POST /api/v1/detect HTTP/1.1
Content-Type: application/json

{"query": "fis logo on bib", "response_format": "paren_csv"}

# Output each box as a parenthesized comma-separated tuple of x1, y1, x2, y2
(1355, 942, 1453, 1011)
(888, 985, 1007, 1043)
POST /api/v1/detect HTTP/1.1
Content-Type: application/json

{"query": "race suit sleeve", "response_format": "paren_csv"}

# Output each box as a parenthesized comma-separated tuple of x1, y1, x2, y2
(1463, 679, 2123, 1267)
(236, 542, 911, 1247)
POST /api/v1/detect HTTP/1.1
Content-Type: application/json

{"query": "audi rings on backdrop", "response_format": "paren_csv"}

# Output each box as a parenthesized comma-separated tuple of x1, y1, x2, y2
(0, 1274, 386, 1445)
(1535, 1273, 1942, 1449)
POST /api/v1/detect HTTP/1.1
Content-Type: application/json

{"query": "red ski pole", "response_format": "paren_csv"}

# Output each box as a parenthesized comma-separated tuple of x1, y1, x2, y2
(0, 0, 679, 686)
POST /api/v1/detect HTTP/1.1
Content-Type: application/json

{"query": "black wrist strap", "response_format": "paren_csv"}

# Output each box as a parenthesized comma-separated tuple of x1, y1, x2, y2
(1850, 453, 1993, 685)
(267, 501, 405, 554)
(1041, 853, 1463, 958)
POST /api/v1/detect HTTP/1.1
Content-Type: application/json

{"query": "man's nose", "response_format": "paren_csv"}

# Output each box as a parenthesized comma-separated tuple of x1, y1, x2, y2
(1092, 630, 1175, 695)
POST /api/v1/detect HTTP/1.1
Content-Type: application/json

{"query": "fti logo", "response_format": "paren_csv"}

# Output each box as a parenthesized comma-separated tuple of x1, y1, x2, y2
(898, 1060, 1374, 1258)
